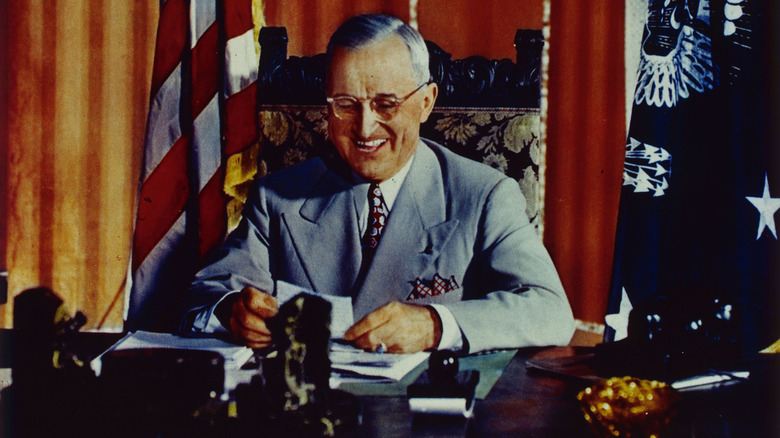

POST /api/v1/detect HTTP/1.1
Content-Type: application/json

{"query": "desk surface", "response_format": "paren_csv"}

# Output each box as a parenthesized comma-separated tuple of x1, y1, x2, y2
(360, 347, 778, 438)
(1, 331, 777, 438)
(354, 347, 594, 437)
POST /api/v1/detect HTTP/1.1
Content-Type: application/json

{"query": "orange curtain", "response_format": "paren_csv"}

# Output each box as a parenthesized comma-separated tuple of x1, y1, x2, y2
(263, 0, 543, 60)
(1, 0, 157, 329)
(545, 0, 626, 324)
(418, 0, 543, 60)
(263, 0, 411, 56)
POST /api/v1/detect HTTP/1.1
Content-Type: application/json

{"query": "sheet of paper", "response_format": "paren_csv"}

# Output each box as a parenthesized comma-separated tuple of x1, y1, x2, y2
(275, 280, 354, 339)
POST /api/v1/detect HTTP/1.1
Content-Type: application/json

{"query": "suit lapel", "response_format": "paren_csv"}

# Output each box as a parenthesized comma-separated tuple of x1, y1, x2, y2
(282, 167, 362, 297)
(353, 143, 459, 319)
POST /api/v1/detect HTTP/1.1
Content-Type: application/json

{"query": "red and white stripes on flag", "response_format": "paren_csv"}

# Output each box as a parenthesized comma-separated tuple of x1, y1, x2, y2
(127, 0, 259, 331)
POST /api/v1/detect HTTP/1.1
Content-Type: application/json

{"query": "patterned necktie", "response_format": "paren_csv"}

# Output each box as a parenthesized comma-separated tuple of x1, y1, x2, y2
(364, 183, 387, 251)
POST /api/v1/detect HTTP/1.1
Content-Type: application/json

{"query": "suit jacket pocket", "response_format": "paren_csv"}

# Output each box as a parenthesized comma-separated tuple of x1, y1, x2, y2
(404, 273, 463, 304)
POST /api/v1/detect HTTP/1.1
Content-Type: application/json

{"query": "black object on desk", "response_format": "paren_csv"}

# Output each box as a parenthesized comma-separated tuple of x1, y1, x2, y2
(12, 287, 90, 386)
(407, 350, 480, 417)
(594, 292, 743, 382)
(6, 288, 101, 436)
(100, 348, 225, 414)
(6, 288, 230, 437)
(235, 293, 360, 436)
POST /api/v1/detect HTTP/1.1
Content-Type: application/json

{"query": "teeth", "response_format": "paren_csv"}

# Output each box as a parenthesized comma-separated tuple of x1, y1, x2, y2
(355, 139, 385, 149)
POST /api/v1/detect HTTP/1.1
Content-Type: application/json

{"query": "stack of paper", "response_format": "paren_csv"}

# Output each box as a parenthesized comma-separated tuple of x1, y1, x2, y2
(329, 341, 429, 385)
(274, 281, 429, 385)
(91, 331, 254, 375)
(94, 283, 427, 389)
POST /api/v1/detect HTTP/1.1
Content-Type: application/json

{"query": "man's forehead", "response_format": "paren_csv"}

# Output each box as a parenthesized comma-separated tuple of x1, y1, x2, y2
(326, 36, 415, 85)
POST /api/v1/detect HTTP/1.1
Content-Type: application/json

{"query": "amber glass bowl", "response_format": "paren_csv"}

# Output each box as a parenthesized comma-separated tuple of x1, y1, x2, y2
(577, 376, 679, 438)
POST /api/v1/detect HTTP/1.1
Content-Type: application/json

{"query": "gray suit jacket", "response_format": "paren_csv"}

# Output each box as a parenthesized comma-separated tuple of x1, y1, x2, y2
(180, 139, 574, 352)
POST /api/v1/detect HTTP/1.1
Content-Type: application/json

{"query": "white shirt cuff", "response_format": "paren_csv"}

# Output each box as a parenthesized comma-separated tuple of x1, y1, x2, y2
(188, 293, 236, 335)
(429, 304, 464, 351)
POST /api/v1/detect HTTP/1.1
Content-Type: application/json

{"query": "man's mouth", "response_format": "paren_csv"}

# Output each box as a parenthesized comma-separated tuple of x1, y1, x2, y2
(354, 139, 386, 153)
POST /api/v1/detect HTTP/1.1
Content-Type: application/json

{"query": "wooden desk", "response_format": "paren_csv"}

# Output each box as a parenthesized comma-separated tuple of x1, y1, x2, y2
(351, 346, 779, 438)
(1, 331, 777, 437)
(352, 347, 594, 437)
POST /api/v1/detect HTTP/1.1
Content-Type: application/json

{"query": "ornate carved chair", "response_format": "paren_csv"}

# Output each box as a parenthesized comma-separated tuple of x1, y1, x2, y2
(241, 27, 544, 233)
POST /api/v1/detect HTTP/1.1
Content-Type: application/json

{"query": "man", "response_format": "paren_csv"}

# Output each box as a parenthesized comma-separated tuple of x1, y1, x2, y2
(177, 14, 575, 354)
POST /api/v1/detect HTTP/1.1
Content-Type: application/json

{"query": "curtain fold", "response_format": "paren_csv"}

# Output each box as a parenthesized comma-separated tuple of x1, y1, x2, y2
(545, 0, 626, 324)
(2, 0, 158, 329)
(263, 0, 411, 56)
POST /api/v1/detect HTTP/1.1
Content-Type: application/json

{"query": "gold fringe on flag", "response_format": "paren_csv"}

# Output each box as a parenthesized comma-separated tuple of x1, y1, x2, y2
(760, 338, 780, 354)
(224, 0, 266, 233)
(225, 143, 265, 231)
(252, 0, 265, 57)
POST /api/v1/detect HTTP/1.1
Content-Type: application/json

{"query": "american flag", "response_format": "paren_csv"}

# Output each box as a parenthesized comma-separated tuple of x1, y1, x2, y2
(127, 0, 260, 331)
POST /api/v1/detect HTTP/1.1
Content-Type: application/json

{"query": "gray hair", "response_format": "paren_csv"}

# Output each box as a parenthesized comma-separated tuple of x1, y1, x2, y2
(326, 14, 431, 86)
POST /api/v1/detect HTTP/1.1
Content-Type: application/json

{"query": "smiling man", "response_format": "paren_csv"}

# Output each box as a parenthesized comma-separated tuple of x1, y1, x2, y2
(177, 14, 575, 354)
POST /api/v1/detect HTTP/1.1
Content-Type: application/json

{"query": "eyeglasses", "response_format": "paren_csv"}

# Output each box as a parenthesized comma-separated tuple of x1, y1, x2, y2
(326, 82, 429, 121)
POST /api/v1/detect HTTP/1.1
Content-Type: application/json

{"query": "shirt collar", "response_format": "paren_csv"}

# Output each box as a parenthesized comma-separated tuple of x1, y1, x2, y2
(351, 146, 416, 211)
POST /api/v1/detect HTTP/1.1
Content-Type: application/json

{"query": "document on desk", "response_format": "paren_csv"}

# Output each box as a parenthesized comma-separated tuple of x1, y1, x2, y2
(91, 331, 254, 375)
(276, 282, 429, 386)
(329, 341, 430, 385)
(275, 280, 354, 339)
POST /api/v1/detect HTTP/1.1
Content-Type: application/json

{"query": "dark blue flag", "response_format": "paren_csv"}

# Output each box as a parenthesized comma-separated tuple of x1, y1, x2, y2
(606, 0, 778, 354)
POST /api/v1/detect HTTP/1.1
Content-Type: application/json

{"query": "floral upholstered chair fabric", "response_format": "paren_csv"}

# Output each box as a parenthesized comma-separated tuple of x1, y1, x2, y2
(422, 109, 542, 229)
(249, 28, 544, 233)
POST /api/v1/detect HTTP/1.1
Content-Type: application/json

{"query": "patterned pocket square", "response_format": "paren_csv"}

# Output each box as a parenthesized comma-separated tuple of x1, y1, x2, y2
(406, 273, 460, 301)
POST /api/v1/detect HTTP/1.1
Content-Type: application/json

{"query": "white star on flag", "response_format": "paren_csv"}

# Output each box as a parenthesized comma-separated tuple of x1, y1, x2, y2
(605, 288, 633, 341)
(746, 173, 780, 240)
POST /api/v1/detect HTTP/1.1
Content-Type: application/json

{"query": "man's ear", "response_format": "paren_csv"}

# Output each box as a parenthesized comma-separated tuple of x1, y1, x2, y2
(419, 82, 438, 123)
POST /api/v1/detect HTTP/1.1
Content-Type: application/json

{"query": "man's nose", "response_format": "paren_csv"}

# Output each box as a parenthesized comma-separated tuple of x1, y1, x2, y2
(356, 103, 380, 138)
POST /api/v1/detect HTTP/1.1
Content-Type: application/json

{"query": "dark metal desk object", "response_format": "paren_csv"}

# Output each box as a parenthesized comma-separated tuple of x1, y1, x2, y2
(1, 331, 776, 437)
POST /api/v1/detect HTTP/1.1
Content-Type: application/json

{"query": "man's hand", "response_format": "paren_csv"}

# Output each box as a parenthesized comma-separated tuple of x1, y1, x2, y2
(227, 286, 278, 349)
(344, 302, 442, 353)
